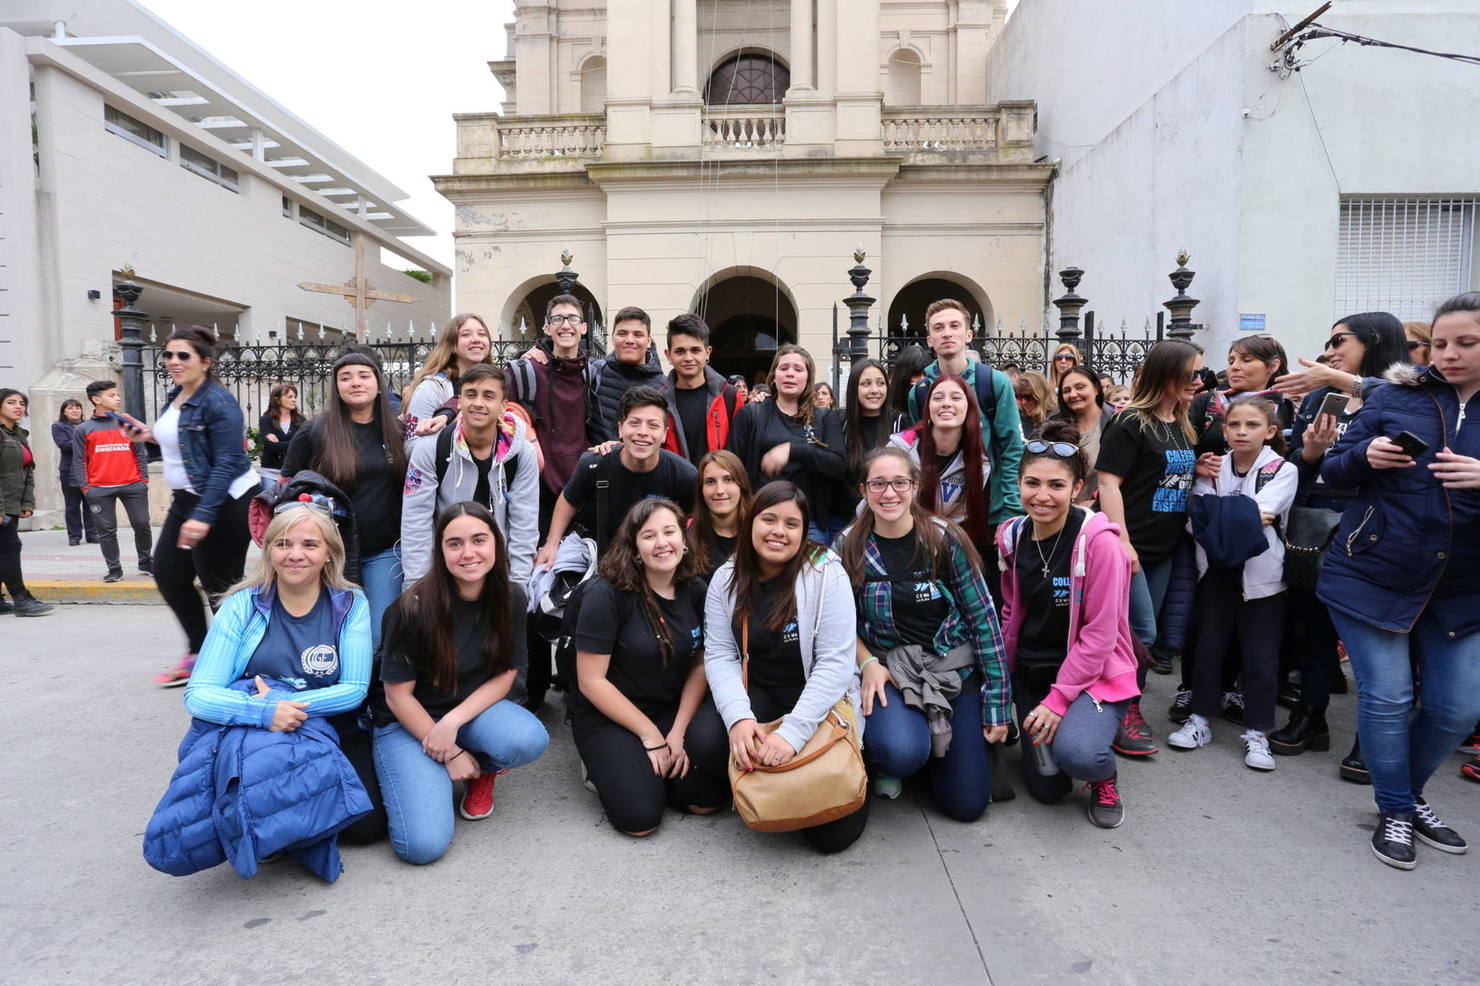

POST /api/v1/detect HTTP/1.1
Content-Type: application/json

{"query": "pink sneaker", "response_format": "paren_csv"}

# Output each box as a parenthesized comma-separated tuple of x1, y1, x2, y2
(154, 654, 196, 688)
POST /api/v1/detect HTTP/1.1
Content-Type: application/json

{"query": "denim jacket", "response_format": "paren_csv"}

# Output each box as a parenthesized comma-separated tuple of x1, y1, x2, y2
(165, 380, 249, 525)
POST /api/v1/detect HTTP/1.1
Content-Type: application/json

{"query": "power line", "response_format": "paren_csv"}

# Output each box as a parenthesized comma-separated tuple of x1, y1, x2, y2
(1278, 23, 1480, 70)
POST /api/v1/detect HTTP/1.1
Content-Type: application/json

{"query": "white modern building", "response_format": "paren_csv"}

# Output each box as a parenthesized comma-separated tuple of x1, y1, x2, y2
(0, 0, 452, 513)
(987, 0, 1480, 360)
(436, 0, 1052, 384)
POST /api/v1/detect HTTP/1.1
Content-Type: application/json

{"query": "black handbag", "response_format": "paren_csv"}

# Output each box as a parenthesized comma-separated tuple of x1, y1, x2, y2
(1282, 506, 1342, 589)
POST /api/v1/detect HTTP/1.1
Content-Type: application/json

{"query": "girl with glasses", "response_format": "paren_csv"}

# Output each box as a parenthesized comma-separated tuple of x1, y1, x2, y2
(1050, 343, 1084, 385)
(1403, 321, 1432, 366)
(834, 448, 1010, 819)
(997, 421, 1139, 827)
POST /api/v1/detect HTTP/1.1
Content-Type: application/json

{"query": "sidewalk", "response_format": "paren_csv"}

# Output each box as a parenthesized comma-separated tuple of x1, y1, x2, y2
(16, 526, 164, 604)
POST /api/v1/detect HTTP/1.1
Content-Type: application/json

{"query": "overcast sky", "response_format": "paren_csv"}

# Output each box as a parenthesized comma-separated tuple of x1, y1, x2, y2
(138, 0, 1020, 270)
(139, 0, 517, 269)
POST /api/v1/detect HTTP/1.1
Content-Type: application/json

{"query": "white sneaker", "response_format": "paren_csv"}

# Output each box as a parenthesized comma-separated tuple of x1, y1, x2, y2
(1242, 730, 1276, 771)
(1168, 714, 1212, 750)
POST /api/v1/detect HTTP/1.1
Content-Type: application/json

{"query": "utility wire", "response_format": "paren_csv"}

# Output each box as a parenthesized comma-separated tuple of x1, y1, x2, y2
(1282, 24, 1480, 67)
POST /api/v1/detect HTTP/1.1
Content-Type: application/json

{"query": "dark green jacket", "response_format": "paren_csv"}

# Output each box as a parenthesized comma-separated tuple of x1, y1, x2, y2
(0, 423, 36, 516)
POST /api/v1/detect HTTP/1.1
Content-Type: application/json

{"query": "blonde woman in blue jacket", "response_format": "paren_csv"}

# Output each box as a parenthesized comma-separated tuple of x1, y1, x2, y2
(181, 502, 383, 843)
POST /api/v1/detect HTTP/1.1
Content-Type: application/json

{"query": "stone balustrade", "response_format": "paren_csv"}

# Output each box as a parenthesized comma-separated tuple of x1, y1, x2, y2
(702, 105, 786, 150)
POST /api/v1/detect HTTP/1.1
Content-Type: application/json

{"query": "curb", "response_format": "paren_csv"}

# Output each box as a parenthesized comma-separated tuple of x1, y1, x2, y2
(26, 579, 161, 605)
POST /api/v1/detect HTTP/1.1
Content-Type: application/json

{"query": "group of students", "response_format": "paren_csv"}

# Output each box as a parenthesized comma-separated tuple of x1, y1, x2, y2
(6, 287, 1478, 878)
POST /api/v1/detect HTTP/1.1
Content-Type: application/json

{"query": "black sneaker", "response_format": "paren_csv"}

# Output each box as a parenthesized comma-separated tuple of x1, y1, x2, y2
(1086, 778, 1124, 828)
(1220, 691, 1245, 725)
(1167, 686, 1192, 724)
(1371, 813, 1417, 870)
(1112, 701, 1159, 757)
(1413, 798, 1467, 854)
(1150, 655, 1174, 676)
(0, 596, 12, 616)
(14, 596, 54, 617)
(1339, 738, 1371, 784)
(103, 569, 124, 583)
(138, 558, 153, 575)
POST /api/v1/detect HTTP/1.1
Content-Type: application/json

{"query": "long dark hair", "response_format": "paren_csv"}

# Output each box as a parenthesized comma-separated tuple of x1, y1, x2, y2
(1334, 312, 1409, 378)
(728, 481, 819, 632)
(266, 383, 304, 427)
(765, 344, 827, 445)
(912, 374, 990, 550)
(838, 447, 980, 589)
(313, 349, 407, 491)
(844, 358, 889, 480)
(688, 449, 751, 571)
(386, 502, 513, 692)
(598, 499, 699, 666)
(886, 344, 930, 424)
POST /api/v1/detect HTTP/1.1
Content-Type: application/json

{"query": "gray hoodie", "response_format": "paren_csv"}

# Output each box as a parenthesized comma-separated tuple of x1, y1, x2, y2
(703, 551, 862, 753)
(400, 418, 540, 585)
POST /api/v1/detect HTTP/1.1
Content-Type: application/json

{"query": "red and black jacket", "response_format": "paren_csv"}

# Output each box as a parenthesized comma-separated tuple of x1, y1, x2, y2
(71, 415, 148, 490)
(659, 367, 743, 461)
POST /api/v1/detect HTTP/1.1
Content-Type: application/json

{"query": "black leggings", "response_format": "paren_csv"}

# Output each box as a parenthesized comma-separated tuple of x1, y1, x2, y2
(335, 718, 387, 845)
(726, 683, 871, 854)
(572, 700, 730, 834)
(0, 515, 28, 599)
(154, 488, 253, 653)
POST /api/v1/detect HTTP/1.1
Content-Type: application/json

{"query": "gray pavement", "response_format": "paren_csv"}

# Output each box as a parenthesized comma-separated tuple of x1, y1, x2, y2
(2, 605, 1476, 986)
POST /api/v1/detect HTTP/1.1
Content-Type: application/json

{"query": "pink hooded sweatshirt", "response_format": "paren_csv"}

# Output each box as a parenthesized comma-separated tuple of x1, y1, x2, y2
(996, 507, 1140, 717)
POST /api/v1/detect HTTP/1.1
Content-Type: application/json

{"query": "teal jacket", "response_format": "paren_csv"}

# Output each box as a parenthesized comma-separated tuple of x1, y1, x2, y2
(906, 360, 1024, 523)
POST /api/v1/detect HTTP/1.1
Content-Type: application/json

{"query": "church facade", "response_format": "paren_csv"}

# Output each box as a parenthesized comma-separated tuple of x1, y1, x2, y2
(435, 0, 1051, 382)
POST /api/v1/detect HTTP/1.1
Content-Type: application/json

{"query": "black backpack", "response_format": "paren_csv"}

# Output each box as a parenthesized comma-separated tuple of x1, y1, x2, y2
(250, 469, 361, 582)
(551, 577, 633, 716)
(434, 425, 518, 502)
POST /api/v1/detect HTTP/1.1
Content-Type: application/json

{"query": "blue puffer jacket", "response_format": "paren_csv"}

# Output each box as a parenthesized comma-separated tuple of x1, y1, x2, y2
(1318, 364, 1480, 634)
(143, 679, 371, 882)
(164, 379, 250, 525)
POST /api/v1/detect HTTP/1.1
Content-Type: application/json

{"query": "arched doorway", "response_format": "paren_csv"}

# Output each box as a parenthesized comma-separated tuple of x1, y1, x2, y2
(885, 275, 992, 345)
(693, 271, 798, 384)
(508, 280, 604, 346)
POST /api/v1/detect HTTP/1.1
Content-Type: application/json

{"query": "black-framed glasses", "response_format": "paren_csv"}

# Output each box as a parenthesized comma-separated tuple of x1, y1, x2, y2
(864, 478, 916, 494)
(1025, 440, 1079, 458)
(1325, 331, 1358, 351)
(159, 349, 196, 362)
(545, 313, 583, 326)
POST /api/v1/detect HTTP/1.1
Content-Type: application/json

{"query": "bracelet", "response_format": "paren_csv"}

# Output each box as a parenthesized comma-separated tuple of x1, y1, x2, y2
(858, 656, 880, 672)
(644, 743, 668, 751)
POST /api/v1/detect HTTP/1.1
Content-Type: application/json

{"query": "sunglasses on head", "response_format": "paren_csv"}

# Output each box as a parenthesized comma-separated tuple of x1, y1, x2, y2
(1325, 331, 1358, 350)
(1407, 340, 1428, 352)
(159, 349, 196, 361)
(1025, 440, 1079, 458)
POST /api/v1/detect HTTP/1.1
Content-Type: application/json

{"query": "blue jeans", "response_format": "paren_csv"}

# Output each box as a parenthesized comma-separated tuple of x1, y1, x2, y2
(809, 518, 847, 549)
(863, 680, 991, 822)
(373, 701, 550, 864)
(1127, 556, 1174, 648)
(358, 546, 403, 650)
(1329, 609, 1480, 816)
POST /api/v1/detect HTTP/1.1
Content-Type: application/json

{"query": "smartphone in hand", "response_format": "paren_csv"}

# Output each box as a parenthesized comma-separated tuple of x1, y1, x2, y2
(1389, 431, 1430, 458)
(1317, 391, 1348, 421)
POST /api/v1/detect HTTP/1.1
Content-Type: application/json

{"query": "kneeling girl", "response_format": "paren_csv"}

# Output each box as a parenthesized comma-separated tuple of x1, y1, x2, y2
(373, 502, 549, 864)
(571, 499, 730, 836)
(835, 447, 1011, 821)
(996, 422, 1140, 828)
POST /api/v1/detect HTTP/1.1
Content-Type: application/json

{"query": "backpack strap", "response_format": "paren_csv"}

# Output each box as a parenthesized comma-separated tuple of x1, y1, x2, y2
(434, 425, 456, 485)
(973, 366, 996, 423)
(594, 475, 610, 555)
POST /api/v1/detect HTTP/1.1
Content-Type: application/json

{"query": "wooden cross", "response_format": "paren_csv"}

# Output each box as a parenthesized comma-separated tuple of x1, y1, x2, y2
(298, 235, 418, 337)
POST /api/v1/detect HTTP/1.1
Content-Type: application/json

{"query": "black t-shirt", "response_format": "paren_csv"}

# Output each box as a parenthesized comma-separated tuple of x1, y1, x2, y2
(674, 384, 711, 468)
(1094, 413, 1195, 563)
(729, 401, 846, 519)
(562, 448, 697, 547)
(282, 418, 403, 556)
(471, 452, 493, 506)
(571, 576, 707, 718)
(374, 586, 528, 721)
(1014, 509, 1084, 666)
(702, 532, 736, 574)
(872, 529, 948, 649)
(744, 579, 806, 703)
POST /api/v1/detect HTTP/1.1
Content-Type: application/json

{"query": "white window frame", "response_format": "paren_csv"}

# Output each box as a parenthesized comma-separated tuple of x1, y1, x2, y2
(104, 105, 166, 157)
(179, 144, 240, 193)
(299, 205, 351, 245)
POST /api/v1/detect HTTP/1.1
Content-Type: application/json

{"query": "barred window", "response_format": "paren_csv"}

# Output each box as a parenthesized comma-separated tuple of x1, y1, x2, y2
(1336, 197, 1478, 321)
(705, 53, 789, 105)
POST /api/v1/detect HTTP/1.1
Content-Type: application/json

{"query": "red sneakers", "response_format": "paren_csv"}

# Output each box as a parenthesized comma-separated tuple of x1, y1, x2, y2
(459, 768, 508, 820)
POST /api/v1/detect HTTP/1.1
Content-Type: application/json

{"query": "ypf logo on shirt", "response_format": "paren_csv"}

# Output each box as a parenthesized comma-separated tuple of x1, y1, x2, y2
(300, 644, 339, 677)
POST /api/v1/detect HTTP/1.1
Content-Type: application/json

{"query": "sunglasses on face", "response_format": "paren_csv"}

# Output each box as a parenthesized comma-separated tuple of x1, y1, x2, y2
(864, 478, 916, 494)
(545, 314, 583, 326)
(1325, 331, 1358, 350)
(1407, 340, 1429, 352)
(1053, 353, 1075, 361)
(159, 349, 196, 362)
(1025, 440, 1079, 457)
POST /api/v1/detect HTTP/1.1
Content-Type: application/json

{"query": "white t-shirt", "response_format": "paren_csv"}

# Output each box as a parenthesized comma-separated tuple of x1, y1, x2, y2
(155, 404, 258, 497)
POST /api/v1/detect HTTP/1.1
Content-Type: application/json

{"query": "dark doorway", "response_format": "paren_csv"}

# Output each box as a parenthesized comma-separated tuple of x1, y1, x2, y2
(885, 277, 989, 342)
(696, 274, 798, 383)
(511, 282, 605, 343)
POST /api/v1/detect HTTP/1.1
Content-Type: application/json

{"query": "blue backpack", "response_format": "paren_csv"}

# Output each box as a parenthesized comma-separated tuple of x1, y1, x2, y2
(909, 365, 997, 425)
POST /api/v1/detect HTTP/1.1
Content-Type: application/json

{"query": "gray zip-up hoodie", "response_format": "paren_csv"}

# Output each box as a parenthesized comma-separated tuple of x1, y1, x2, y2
(400, 418, 540, 585)
(703, 550, 862, 753)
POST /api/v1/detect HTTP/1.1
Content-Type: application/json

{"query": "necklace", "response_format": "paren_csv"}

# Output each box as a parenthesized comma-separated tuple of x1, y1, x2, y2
(1033, 523, 1067, 578)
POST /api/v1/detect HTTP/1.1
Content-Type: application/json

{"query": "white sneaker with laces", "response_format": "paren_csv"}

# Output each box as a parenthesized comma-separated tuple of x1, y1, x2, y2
(1168, 714, 1212, 750)
(1242, 730, 1276, 771)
